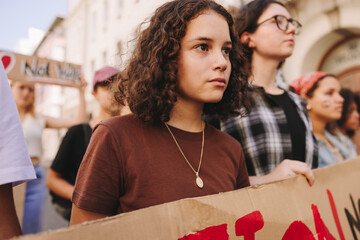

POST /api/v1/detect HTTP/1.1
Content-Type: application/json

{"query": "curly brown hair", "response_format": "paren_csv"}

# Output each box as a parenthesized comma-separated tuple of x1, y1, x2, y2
(116, 0, 250, 124)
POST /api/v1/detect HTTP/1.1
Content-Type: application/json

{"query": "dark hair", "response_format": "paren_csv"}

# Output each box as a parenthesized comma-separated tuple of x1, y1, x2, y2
(334, 88, 360, 137)
(351, 91, 360, 137)
(305, 74, 335, 98)
(354, 91, 360, 113)
(115, 0, 250, 124)
(234, 0, 286, 67)
(337, 88, 355, 127)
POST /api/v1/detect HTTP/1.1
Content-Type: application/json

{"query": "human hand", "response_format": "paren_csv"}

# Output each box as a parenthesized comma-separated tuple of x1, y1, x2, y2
(267, 159, 315, 186)
(78, 74, 87, 93)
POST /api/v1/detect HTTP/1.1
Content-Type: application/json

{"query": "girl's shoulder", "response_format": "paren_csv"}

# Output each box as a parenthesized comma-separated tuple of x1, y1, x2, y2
(97, 113, 146, 131)
(95, 113, 160, 137)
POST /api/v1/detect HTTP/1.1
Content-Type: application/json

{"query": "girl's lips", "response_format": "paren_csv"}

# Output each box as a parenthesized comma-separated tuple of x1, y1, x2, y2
(209, 78, 226, 87)
(334, 105, 343, 112)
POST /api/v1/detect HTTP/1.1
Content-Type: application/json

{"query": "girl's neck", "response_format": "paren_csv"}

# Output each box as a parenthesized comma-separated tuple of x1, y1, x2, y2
(167, 99, 204, 132)
(119, 105, 132, 116)
(251, 54, 283, 95)
(310, 114, 328, 139)
(312, 118, 337, 149)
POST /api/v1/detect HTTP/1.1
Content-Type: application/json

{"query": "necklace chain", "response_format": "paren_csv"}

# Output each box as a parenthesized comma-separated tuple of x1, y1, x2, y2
(164, 122, 204, 177)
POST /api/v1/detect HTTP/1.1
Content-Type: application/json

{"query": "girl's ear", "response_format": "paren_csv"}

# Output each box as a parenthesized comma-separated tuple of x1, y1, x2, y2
(301, 92, 312, 111)
(240, 32, 254, 48)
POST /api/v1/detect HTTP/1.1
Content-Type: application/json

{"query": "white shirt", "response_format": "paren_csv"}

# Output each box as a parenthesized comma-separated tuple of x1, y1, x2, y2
(21, 114, 45, 158)
(0, 63, 36, 186)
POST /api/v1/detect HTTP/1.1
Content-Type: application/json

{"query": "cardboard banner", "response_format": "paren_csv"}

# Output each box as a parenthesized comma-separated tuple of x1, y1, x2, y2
(0, 50, 81, 87)
(17, 158, 360, 240)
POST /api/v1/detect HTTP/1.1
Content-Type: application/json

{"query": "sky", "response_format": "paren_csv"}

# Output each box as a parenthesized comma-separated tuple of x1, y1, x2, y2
(0, 0, 67, 53)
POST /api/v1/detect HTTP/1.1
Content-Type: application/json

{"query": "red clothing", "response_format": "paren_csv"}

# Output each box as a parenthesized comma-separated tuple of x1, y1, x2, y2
(73, 114, 249, 215)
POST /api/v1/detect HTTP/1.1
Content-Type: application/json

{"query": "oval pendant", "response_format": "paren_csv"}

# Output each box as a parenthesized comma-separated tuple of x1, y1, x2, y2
(196, 176, 204, 189)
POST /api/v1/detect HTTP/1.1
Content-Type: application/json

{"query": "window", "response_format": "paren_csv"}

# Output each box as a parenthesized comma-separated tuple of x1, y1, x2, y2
(117, 41, 122, 55)
(103, 51, 107, 65)
(118, 0, 124, 9)
(118, 0, 124, 17)
(104, 0, 108, 29)
(92, 12, 97, 39)
(91, 60, 95, 74)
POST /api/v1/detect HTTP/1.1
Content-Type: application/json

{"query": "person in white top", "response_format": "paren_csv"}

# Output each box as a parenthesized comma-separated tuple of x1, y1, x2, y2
(10, 73, 87, 234)
(0, 63, 36, 239)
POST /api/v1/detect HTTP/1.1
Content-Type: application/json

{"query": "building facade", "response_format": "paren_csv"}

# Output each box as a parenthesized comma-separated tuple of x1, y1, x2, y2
(61, 0, 360, 92)
(283, 0, 360, 87)
(34, 0, 360, 161)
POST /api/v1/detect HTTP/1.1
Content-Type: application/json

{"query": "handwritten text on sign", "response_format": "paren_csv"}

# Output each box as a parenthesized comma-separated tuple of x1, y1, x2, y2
(0, 50, 81, 87)
(179, 189, 360, 240)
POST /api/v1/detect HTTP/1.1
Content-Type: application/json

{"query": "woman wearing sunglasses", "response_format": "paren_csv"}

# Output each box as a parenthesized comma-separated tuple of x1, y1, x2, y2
(221, 0, 317, 185)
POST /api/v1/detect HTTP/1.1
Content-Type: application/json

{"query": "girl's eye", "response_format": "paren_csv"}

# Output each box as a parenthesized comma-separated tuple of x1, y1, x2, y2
(325, 90, 334, 95)
(195, 44, 208, 52)
(222, 47, 231, 55)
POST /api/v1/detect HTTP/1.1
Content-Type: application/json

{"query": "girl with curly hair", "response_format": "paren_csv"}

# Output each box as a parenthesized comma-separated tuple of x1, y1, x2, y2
(70, 0, 305, 225)
(70, 0, 251, 225)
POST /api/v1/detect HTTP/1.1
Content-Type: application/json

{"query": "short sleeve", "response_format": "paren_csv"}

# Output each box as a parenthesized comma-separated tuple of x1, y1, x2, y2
(0, 63, 36, 186)
(72, 123, 122, 215)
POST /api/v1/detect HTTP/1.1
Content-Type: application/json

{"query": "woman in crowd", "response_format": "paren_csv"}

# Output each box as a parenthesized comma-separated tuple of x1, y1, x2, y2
(70, 0, 314, 225)
(326, 88, 359, 159)
(350, 91, 360, 153)
(46, 67, 130, 221)
(221, 0, 318, 185)
(338, 89, 360, 139)
(289, 71, 344, 167)
(11, 79, 86, 234)
(337, 89, 360, 142)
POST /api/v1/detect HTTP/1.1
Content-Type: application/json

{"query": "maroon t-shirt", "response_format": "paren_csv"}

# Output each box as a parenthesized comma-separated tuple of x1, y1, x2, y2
(72, 114, 249, 215)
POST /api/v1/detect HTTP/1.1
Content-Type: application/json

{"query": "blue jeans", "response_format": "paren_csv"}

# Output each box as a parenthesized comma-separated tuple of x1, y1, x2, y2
(22, 164, 46, 234)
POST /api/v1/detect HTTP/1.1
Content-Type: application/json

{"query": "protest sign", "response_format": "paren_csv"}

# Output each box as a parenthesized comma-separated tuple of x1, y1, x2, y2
(0, 50, 81, 87)
(16, 158, 360, 240)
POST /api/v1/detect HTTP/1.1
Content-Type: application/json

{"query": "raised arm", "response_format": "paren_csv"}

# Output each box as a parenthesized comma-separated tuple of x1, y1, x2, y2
(45, 76, 87, 129)
(46, 169, 74, 200)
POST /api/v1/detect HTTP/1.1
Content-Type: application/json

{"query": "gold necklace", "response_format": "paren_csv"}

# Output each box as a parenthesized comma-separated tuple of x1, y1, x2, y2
(164, 122, 204, 189)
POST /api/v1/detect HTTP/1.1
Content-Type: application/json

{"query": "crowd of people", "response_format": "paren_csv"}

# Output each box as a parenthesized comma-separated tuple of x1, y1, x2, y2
(1, 0, 359, 238)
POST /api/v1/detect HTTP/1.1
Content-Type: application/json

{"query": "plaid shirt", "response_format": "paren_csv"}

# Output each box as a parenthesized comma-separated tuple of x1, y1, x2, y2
(221, 87, 318, 176)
